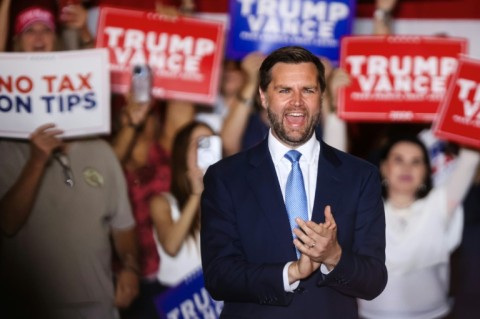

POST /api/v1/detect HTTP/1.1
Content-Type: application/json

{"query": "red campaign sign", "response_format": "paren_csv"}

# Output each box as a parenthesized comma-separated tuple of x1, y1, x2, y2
(433, 55, 480, 149)
(95, 6, 225, 104)
(337, 36, 468, 122)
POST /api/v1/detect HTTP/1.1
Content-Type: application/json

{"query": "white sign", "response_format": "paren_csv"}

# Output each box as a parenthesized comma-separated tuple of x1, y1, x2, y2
(0, 49, 111, 139)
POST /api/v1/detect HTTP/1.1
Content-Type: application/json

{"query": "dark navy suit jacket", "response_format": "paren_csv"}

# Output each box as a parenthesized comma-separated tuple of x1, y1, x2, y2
(201, 137, 387, 318)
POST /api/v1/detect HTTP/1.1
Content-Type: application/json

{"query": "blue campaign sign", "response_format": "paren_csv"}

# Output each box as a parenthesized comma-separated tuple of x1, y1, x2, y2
(226, 0, 356, 65)
(154, 269, 223, 319)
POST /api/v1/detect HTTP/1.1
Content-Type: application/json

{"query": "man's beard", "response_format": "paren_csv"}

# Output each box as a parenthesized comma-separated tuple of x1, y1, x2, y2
(266, 103, 320, 147)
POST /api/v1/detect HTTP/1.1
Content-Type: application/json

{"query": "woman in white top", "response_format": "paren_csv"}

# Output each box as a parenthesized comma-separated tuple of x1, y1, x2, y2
(150, 121, 217, 287)
(358, 136, 480, 319)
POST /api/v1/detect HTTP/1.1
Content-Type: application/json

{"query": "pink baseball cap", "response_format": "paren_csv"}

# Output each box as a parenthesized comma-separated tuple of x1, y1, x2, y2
(15, 6, 56, 36)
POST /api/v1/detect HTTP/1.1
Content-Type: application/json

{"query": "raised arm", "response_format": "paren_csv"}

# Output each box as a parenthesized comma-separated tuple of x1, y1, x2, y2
(159, 100, 195, 153)
(0, 124, 64, 236)
(59, 3, 94, 49)
(221, 52, 265, 156)
(322, 68, 351, 152)
(373, 0, 398, 35)
(0, 0, 11, 51)
(111, 95, 152, 163)
(150, 167, 203, 256)
(445, 147, 480, 217)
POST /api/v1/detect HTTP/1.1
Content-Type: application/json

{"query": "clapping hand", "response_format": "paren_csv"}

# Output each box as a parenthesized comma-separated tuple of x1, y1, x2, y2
(294, 206, 342, 271)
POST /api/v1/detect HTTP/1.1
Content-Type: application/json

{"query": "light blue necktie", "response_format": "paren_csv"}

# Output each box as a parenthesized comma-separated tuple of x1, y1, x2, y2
(284, 150, 308, 258)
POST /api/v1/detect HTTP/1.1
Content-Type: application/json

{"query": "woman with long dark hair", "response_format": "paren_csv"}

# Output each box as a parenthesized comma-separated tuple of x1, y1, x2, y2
(150, 121, 218, 286)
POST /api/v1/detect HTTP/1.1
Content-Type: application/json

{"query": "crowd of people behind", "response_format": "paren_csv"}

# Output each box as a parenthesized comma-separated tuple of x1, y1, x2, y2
(1, 0, 480, 318)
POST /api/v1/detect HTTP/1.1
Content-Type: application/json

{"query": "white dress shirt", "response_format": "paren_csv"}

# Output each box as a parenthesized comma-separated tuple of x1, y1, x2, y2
(268, 129, 320, 219)
(266, 129, 322, 291)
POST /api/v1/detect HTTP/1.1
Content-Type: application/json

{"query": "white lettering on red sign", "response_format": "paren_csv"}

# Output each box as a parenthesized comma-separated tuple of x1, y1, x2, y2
(104, 27, 215, 73)
(346, 55, 457, 95)
(457, 78, 480, 121)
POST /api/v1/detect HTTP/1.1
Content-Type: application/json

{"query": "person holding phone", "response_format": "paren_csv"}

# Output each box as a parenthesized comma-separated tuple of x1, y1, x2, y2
(150, 121, 220, 287)
(111, 65, 195, 319)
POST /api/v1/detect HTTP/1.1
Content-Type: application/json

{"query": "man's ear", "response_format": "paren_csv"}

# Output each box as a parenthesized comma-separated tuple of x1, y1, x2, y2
(258, 88, 267, 110)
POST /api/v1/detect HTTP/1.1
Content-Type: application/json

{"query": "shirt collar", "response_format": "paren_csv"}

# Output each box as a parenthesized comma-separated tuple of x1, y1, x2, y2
(268, 129, 320, 165)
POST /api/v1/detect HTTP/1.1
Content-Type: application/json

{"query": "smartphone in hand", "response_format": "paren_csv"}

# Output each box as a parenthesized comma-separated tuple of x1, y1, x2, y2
(131, 64, 152, 104)
(197, 135, 222, 171)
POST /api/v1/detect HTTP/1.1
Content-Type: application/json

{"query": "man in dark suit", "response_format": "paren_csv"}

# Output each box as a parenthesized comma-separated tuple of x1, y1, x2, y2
(200, 46, 387, 318)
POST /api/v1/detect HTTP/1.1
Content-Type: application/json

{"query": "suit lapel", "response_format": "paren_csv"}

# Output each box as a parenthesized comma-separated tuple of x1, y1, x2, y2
(246, 139, 297, 257)
(312, 141, 342, 224)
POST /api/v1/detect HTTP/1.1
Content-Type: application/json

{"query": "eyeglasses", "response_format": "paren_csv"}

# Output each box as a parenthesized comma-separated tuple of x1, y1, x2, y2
(53, 152, 74, 187)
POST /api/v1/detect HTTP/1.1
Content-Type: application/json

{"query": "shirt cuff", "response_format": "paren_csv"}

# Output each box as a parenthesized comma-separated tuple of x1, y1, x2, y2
(283, 262, 300, 292)
(320, 263, 333, 275)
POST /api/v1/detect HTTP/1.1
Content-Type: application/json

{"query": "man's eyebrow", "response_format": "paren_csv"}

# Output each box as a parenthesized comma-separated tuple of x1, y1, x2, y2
(272, 84, 318, 89)
(272, 84, 291, 89)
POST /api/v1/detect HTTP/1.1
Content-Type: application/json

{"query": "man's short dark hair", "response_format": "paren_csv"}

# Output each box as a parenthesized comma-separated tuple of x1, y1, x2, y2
(259, 46, 326, 93)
